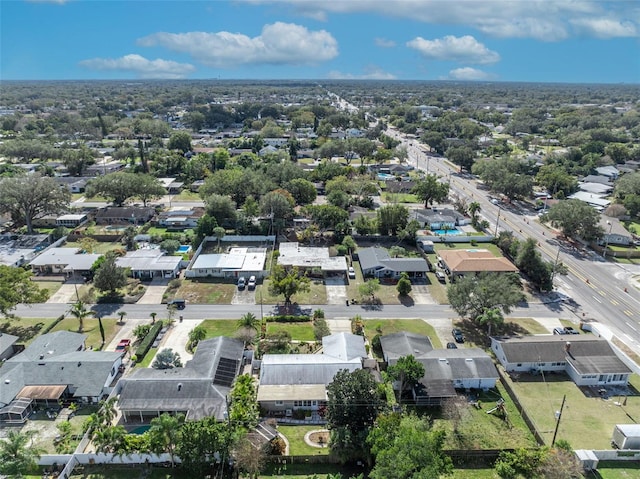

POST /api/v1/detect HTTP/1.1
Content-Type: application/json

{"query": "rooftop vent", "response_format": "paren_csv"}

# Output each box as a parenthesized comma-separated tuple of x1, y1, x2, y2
(177, 383, 183, 391)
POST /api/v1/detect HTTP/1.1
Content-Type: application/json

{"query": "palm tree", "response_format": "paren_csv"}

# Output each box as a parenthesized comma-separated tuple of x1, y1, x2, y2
(68, 300, 95, 333)
(477, 308, 504, 337)
(468, 201, 481, 226)
(117, 310, 127, 324)
(149, 413, 184, 467)
(97, 397, 118, 426)
(237, 312, 260, 331)
(188, 324, 207, 349)
(213, 226, 226, 252)
(150, 312, 157, 324)
(0, 430, 42, 478)
(93, 425, 127, 454)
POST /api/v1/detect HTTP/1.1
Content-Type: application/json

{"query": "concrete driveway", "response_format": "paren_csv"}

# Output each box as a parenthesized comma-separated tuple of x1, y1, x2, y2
(325, 277, 347, 305)
(232, 286, 256, 305)
(149, 319, 204, 364)
(410, 284, 435, 305)
(46, 278, 83, 304)
(137, 277, 170, 304)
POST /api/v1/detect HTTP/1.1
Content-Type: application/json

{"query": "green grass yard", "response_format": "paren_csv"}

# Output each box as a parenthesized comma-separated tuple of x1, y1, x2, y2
(51, 316, 119, 350)
(364, 318, 443, 348)
(257, 278, 327, 305)
(267, 322, 315, 341)
(0, 317, 55, 343)
(65, 241, 123, 254)
(171, 278, 236, 304)
(277, 425, 330, 456)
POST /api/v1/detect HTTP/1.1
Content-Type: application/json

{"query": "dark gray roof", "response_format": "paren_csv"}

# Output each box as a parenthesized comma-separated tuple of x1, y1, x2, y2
(581, 175, 613, 184)
(358, 247, 429, 273)
(118, 336, 245, 421)
(1, 334, 121, 406)
(494, 335, 631, 375)
(381, 332, 433, 360)
(259, 354, 361, 385)
(418, 349, 499, 382)
(0, 332, 19, 355)
(322, 333, 367, 361)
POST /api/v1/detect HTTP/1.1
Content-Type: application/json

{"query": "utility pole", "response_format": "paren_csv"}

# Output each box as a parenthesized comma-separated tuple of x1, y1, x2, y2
(551, 394, 566, 446)
(550, 247, 561, 284)
(494, 204, 502, 238)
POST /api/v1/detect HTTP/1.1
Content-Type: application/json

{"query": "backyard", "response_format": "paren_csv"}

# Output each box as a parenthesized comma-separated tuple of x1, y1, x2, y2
(277, 425, 330, 456)
(502, 369, 640, 450)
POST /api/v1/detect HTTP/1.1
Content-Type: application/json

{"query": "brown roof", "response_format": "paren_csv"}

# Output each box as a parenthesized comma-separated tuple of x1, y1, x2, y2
(17, 384, 67, 400)
(439, 249, 518, 273)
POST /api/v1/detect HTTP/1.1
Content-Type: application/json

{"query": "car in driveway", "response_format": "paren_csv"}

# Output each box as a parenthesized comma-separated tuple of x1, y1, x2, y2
(115, 339, 131, 352)
(247, 275, 256, 290)
(348, 266, 356, 279)
(237, 276, 246, 290)
(446, 342, 458, 349)
(452, 328, 465, 343)
(435, 271, 446, 283)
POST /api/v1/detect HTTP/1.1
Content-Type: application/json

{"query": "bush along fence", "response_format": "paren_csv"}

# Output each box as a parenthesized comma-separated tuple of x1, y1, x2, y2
(134, 321, 163, 361)
(497, 368, 545, 446)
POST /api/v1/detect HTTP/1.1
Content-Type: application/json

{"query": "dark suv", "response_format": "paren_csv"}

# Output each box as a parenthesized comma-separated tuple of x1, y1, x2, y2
(452, 328, 465, 343)
(167, 299, 186, 310)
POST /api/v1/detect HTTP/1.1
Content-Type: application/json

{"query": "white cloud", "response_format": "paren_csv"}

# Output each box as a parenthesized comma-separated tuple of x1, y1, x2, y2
(246, 1, 638, 41)
(79, 54, 195, 79)
(570, 18, 637, 38)
(327, 66, 397, 80)
(138, 22, 338, 68)
(407, 35, 500, 64)
(448, 67, 493, 81)
(375, 37, 396, 48)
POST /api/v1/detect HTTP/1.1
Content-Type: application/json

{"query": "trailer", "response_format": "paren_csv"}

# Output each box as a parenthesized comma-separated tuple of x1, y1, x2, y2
(612, 424, 640, 449)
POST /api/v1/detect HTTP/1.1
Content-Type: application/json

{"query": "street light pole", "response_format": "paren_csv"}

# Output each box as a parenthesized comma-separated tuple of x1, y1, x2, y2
(494, 204, 502, 237)
(602, 221, 612, 258)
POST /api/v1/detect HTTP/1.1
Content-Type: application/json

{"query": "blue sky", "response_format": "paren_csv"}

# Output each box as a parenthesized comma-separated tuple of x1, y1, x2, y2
(1, 0, 639, 83)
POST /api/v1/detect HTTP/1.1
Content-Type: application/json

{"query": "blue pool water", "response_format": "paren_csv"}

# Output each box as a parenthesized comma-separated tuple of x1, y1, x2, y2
(130, 425, 151, 435)
(432, 229, 463, 236)
(177, 245, 192, 253)
(378, 173, 396, 180)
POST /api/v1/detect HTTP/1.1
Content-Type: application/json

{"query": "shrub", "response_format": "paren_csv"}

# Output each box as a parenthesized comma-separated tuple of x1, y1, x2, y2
(134, 321, 163, 361)
(266, 315, 310, 323)
(41, 314, 66, 335)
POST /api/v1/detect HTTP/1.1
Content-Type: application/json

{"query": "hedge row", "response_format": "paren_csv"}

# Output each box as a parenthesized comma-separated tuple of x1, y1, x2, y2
(266, 315, 310, 323)
(134, 321, 163, 361)
(41, 314, 66, 335)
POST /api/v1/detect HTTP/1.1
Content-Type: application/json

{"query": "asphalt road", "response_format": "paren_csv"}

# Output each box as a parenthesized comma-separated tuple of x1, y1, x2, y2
(389, 127, 640, 350)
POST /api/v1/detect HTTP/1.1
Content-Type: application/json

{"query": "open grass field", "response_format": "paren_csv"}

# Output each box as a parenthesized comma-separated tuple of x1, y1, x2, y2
(257, 279, 327, 305)
(51, 316, 119, 350)
(364, 318, 443, 348)
(199, 319, 244, 338)
(277, 425, 330, 456)
(381, 192, 420, 203)
(172, 278, 236, 304)
(503, 370, 640, 449)
(594, 461, 640, 479)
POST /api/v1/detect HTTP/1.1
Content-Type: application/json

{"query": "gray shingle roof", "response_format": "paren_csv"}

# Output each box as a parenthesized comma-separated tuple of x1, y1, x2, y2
(358, 247, 429, 273)
(259, 354, 360, 385)
(0, 332, 19, 357)
(380, 332, 433, 360)
(322, 333, 366, 361)
(117, 336, 244, 421)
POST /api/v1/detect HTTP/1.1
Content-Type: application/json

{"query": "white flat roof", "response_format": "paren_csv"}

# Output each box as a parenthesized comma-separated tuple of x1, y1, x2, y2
(191, 248, 267, 272)
(278, 242, 348, 271)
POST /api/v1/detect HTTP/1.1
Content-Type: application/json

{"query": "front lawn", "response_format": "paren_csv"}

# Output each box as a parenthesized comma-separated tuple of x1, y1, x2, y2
(0, 317, 55, 343)
(364, 319, 442, 348)
(381, 192, 420, 203)
(503, 370, 640, 449)
(257, 279, 327, 305)
(51, 316, 119, 350)
(31, 280, 64, 295)
(198, 319, 245, 338)
(172, 278, 236, 304)
(267, 322, 315, 341)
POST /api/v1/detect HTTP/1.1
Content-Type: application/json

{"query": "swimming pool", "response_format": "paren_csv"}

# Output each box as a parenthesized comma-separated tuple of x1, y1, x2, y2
(431, 229, 463, 235)
(130, 425, 151, 435)
(104, 225, 127, 232)
(177, 245, 192, 254)
(378, 173, 396, 180)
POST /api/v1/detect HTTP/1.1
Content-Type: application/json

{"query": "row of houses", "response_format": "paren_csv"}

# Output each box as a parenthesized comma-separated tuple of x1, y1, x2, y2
(1, 328, 631, 424)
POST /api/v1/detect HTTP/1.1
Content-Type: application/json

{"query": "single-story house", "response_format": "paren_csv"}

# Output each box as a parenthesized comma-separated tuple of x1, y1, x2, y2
(491, 335, 632, 386)
(157, 207, 205, 230)
(116, 249, 182, 279)
(438, 249, 518, 280)
(277, 242, 348, 278)
(94, 206, 155, 226)
(0, 234, 50, 267)
(580, 175, 613, 185)
(117, 336, 244, 422)
(381, 332, 498, 405)
(414, 208, 470, 229)
(595, 166, 619, 180)
(386, 180, 416, 194)
(358, 246, 430, 279)
(29, 247, 102, 275)
(85, 161, 124, 176)
(0, 331, 122, 414)
(55, 177, 89, 193)
(567, 192, 611, 210)
(578, 182, 614, 195)
(56, 214, 89, 228)
(158, 178, 182, 194)
(186, 247, 268, 279)
(598, 217, 633, 247)
(257, 333, 367, 414)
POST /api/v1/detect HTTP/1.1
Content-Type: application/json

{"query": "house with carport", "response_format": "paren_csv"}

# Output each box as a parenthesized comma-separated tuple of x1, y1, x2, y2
(491, 335, 632, 386)
(381, 332, 498, 406)
(186, 247, 268, 279)
(277, 242, 348, 279)
(116, 249, 182, 279)
(117, 336, 244, 422)
(29, 247, 102, 276)
(257, 333, 369, 415)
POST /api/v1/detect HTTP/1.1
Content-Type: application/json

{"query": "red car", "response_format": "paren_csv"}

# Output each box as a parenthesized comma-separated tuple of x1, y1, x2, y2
(115, 339, 131, 352)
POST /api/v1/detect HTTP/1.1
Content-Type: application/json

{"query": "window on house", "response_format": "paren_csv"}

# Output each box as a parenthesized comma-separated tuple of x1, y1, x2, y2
(275, 400, 284, 406)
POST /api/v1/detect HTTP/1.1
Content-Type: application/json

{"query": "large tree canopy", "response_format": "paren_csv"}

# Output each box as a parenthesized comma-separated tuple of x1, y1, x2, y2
(411, 174, 450, 208)
(0, 174, 71, 233)
(85, 172, 165, 206)
(542, 199, 603, 241)
(447, 272, 524, 321)
(0, 265, 49, 317)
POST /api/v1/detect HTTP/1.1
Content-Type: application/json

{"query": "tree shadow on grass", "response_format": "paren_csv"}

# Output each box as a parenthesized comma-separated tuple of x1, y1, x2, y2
(0, 320, 45, 341)
(399, 295, 415, 307)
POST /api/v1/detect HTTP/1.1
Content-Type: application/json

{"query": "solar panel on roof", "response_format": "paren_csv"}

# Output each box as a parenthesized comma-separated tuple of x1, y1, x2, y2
(214, 357, 239, 387)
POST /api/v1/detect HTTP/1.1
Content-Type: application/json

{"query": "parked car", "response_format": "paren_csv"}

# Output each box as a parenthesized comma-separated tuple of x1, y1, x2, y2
(167, 299, 186, 310)
(452, 328, 465, 343)
(247, 275, 257, 290)
(446, 342, 458, 349)
(237, 276, 246, 290)
(115, 339, 131, 352)
(435, 271, 446, 283)
(348, 266, 356, 279)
